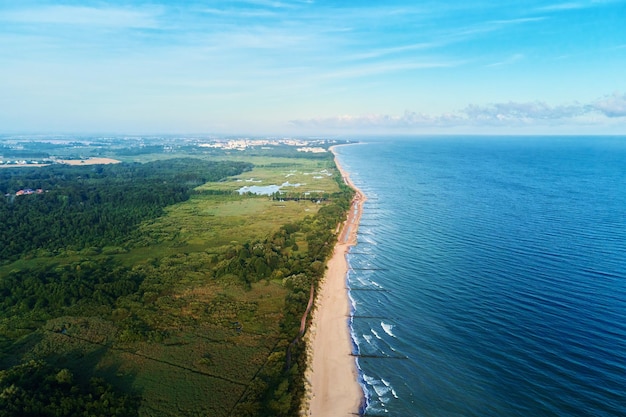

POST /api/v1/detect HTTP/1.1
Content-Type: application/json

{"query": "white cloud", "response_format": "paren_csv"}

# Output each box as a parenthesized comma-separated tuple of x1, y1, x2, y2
(289, 110, 468, 130)
(486, 53, 525, 67)
(536, 2, 588, 11)
(462, 101, 589, 122)
(239, 0, 297, 7)
(592, 93, 626, 117)
(290, 94, 626, 130)
(318, 59, 462, 81)
(488, 17, 547, 25)
(289, 111, 462, 129)
(343, 42, 441, 61)
(200, 7, 278, 18)
(0, 5, 162, 28)
(535, 0, 620, 12)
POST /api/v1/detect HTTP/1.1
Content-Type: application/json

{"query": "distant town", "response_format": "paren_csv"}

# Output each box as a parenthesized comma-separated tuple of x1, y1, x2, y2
(0, 136, 342, 167)
(199, 138, 328, 153)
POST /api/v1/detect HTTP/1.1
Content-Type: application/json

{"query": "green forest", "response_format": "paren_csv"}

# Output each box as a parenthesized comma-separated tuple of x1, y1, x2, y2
(0, 150, 354, 417)
(0, 159, 252, 260)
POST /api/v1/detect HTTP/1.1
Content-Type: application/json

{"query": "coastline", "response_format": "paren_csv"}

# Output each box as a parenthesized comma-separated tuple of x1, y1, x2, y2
(302, 144, 366, 417)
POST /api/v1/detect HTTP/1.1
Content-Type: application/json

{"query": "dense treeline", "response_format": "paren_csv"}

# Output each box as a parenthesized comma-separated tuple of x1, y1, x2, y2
(231, 181, 354, 416)
(0, 158, 252, 261)
(0, 258, 144, 323)
(216, 199, 350, 288)
(0, 360, 139, 417)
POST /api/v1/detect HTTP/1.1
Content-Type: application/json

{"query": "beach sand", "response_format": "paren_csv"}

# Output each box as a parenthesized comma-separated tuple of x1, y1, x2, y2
(302, 145, 365, 417)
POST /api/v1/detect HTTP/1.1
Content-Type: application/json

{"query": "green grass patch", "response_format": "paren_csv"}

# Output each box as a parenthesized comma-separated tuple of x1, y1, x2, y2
(135, 194, 322, 251)
(1, 148, 352, 417)
(198, 155, 339, 195)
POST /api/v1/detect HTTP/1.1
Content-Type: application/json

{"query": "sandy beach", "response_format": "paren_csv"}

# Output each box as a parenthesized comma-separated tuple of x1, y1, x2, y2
(303, 145, 366, 417)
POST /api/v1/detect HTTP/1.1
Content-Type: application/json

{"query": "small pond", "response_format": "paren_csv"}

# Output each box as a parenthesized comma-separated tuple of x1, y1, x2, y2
(237, 182, 302, 195)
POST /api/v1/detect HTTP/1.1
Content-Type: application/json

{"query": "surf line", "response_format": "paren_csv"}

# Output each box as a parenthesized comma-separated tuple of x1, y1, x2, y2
(347, 287, 390, 292)
(350, 353, 408, 360)
(350, 267, 389, 270)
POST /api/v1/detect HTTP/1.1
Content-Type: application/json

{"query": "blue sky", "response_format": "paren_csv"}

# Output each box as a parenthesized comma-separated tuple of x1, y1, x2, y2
(1, 0, 626, 135)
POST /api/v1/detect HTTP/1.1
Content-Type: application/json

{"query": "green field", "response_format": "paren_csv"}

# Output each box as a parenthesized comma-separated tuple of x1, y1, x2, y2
(0, 142, 353, 417)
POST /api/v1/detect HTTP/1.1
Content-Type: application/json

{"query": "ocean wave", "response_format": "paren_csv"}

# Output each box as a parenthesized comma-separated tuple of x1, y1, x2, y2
(348, 292, 357, 312)
(381, 322, 396, 337)
(350, 327, 360, 354)
(363, 375, 394, 409)
(358, 235, 378, 245)
(381, 379, 399, 399)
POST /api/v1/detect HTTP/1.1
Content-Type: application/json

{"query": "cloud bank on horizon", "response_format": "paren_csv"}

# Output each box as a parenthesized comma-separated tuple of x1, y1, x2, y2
(1, 0, 626, 134)
(290, 93, 626, 132)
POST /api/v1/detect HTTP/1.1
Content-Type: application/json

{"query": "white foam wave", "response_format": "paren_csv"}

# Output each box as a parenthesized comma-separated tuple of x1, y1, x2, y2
(373, 384, 390, 398)
(351, 330, 360, 349)
(367, 406, 389, 415)
(363, 376, 392, 409)
(381, 322, 396, 337)
(363, 374, 376, 385)
(361, 236, 378, 245)
(363, 334, 373, 345)
(348, 292, 356, 311)
(381, 379, 399, 399)
(371, 329, 382, 340)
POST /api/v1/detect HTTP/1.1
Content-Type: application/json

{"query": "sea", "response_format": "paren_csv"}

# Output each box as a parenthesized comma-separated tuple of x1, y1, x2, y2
(333, 136, 626, 417)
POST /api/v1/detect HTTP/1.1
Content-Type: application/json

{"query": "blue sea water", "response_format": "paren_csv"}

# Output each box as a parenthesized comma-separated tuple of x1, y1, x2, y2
(333, 137, 626, 417)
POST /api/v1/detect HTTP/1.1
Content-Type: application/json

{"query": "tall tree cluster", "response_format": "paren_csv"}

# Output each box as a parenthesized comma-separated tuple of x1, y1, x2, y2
(0, 159, 252, 261)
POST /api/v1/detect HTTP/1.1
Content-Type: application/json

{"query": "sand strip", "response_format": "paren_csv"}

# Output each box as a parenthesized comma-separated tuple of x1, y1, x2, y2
(303, 145, 366, 417)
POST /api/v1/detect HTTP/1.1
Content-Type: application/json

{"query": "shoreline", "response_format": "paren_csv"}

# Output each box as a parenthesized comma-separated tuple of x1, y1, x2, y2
(302, 144, 366, 417)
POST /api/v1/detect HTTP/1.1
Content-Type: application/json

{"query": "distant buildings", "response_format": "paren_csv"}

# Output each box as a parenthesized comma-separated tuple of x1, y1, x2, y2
(296, 147, 326, 153)
(198, 138, 334, 152)
(0, 159, 51, 166)
(14, 188, 44, 196)
(3, 189, 45, 197)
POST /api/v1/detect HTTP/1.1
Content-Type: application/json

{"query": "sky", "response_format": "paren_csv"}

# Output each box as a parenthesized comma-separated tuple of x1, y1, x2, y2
(1, 0, 626, 135)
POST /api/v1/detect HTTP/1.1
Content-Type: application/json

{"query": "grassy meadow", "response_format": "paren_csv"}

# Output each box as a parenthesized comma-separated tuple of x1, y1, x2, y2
(0, 144, 351, 417)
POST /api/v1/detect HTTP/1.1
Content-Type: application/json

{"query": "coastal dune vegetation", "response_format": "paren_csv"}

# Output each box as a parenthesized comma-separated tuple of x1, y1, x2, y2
(0, 141, 354, 417)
